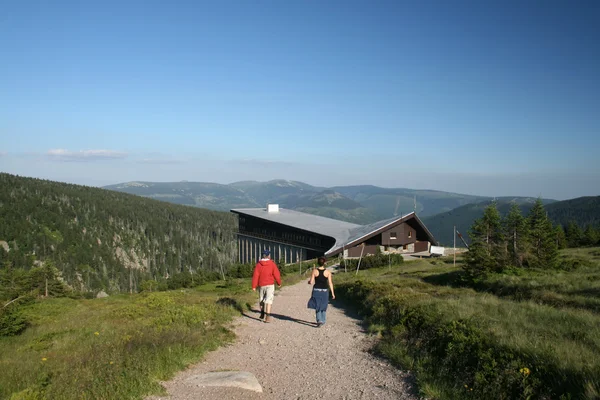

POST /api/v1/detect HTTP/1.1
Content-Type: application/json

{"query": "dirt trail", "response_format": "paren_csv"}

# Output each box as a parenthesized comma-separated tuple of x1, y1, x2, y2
(149, 280, 419, 400)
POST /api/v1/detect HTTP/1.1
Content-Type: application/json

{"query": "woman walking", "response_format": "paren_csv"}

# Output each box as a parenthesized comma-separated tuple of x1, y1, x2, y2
(307, 257, 335, 327)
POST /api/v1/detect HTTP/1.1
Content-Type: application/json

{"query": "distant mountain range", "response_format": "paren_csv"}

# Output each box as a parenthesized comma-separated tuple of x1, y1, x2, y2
(104, 180, 550, 226)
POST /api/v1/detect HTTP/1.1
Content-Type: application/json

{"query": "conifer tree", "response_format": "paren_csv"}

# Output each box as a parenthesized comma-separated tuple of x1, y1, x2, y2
(503, 203, 529, 266)
(464, 202, 505, 277)
(526, 199, 558, 268)
(583, 225, 599, 246)
(566, 222, 584, 248)
(554, 225, 567, 249)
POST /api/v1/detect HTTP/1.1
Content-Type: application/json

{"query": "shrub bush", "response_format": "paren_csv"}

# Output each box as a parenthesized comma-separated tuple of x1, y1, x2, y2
(337, 279, 599, 399)
(0, 304, 29, 337)
(340, 253, 404, 271)
(226, 263, 254, 279)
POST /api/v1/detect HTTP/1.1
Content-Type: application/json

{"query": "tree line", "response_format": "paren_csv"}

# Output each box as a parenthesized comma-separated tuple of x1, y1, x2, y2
(464, 199, 599, 277)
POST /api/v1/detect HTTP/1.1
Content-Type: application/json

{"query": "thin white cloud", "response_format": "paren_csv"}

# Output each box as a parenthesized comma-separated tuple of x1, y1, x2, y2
(136, 158, 185, 165)
(234, 158, 303, 167)
(47, 149, 127, 162)
(0, 151, 7, 157)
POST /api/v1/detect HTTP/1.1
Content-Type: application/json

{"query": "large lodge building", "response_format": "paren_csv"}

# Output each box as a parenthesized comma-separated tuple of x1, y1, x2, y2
(231, 204, 438, 264)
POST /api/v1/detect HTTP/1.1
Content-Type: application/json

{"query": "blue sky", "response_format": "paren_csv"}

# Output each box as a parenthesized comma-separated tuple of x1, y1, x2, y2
(1, 0, 599, 200)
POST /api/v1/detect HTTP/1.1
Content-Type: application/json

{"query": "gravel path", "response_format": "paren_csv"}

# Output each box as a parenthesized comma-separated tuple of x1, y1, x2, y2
(149, 280, 420, 400)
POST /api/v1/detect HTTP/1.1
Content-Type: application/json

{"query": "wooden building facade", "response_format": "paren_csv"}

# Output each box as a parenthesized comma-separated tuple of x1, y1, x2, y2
(231, 206, 438, 264)
(341, 216, 435, 257)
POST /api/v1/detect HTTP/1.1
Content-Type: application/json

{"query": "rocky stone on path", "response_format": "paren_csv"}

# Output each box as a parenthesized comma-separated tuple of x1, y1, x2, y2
(96, 290, 109, 298)
(184, 371, 263, 393)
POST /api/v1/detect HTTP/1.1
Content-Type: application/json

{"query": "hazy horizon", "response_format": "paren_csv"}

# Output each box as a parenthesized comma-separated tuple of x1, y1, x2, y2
(2, 169, 598, 202)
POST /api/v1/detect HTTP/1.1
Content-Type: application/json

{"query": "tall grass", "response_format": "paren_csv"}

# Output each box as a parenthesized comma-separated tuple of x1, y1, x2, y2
(0, 280, 255, 400)
(336, 248, 600, 399)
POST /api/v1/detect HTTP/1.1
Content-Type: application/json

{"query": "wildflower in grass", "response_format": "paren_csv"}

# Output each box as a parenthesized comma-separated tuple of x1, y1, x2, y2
(94, 331, 100, 336)
(464, 384, 468, 389)
(519, 367, 531, 377)
(109, 361, 114, 365)
(41, 358, 47, 362)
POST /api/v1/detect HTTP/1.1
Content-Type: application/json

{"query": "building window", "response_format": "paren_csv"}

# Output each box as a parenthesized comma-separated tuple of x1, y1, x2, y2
(408, 231, 412, 238)
(390, 232, 397, 239)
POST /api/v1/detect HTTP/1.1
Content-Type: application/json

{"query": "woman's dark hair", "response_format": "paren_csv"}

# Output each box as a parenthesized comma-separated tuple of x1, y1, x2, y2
(317, 257, 327, 266)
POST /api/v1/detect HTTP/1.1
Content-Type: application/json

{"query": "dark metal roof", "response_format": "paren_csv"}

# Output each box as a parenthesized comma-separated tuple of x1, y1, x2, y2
(231, 208, 360, 251)
(231, 208, 437, 256)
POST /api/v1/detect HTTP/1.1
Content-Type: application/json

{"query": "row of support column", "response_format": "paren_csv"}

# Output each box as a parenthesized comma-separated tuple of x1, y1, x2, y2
(237, 235, 307, 264)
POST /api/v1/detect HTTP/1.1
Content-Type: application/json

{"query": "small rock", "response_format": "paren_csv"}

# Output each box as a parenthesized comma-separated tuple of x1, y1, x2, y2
(96, 290, 109, 298)
(185, 371, 262, 393)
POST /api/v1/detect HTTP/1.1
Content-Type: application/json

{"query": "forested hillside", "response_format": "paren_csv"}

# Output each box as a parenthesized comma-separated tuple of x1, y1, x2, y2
(425, 197, 600, 245)
(424, 200, 538, 245)
(0, 173, 237, 294)
(546, 196, 600, 227)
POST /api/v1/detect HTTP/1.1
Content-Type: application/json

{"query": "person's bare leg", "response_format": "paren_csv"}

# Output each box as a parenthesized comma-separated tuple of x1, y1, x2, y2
(265, 303, 272, 322)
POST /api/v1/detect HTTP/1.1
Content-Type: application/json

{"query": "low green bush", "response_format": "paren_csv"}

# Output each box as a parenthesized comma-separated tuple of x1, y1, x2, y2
(337, 276, 600, 399)
(226, 263, 254, 278)
(557, 255, 595, 271)
(0, 304, 29, 337)
(340, 253, 404, 271)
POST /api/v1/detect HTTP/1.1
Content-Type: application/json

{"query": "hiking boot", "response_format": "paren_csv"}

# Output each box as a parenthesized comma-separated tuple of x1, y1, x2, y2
(264, 314, 272, 323)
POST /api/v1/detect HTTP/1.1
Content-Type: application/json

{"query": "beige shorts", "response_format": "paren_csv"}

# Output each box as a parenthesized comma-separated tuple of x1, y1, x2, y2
(258, 285, 275, 305)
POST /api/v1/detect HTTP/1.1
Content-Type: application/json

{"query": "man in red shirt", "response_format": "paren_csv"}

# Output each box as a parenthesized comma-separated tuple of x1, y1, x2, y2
(252, 249, 282, 323)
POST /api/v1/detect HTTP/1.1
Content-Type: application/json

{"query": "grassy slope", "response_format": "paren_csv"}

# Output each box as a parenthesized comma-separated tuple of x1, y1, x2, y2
(1, 263, 309, 400)
(0, 280, 255, 400)
(335, 248, 600, 399)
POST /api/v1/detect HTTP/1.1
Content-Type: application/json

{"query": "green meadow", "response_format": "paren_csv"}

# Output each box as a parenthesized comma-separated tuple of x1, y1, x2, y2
(0, 280, 255, 400)
(335, 248, 600, 399)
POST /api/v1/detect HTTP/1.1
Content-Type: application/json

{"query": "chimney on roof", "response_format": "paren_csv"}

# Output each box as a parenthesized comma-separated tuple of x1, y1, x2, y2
(267, 204, 279, 213)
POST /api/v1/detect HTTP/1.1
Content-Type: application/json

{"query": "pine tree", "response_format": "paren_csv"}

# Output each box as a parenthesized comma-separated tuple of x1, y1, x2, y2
(554, 225, 567, 249)
(503, 203, 529, 267)
(583, 225, 599, 247)
(464, 202, 505, 277)
(566, 222, 584, 248)
(526, 199, 558, 268)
